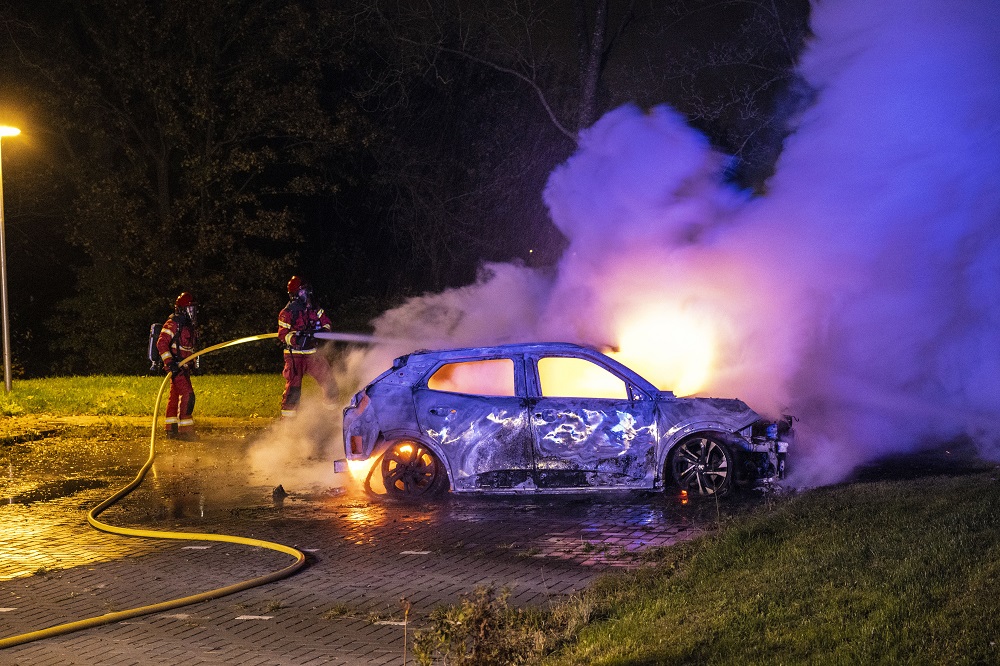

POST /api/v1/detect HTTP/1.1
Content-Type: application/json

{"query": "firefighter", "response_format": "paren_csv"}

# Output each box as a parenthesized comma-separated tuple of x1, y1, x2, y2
(157, 292, 199, 440)
(278, 276, 335, 417)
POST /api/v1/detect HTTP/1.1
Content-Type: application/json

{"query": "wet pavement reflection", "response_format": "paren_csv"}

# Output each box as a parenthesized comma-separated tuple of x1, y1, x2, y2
(0, 423, 167, 580)
(0, 420, 759, 582)
(3, 478, 109, 505)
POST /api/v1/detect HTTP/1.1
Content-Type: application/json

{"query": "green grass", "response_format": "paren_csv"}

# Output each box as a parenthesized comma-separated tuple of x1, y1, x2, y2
(411, 472, 1000, 665)
(543, 473, 1000, 665)
(0, 374, 286, 418)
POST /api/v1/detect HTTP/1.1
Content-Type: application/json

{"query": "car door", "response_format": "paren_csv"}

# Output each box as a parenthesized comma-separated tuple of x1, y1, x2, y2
(527, 354, 658, 489)
(412, 355, 535, 490)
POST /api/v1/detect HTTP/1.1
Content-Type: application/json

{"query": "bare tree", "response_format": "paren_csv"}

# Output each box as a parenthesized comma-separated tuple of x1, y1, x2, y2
(345, 0, 808, 292)
(632, 0, 812, 188)
(353, 0, 642, 141)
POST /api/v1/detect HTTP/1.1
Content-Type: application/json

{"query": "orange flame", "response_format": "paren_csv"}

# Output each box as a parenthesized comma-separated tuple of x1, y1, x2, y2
(347, 458, 376, 479)
(610, 306, 716, 396)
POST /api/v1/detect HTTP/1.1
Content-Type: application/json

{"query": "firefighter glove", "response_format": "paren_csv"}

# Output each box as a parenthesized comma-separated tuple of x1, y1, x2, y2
(167, 361, 181, 376)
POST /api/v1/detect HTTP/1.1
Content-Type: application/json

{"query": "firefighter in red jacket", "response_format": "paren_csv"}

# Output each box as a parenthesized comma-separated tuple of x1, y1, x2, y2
(278, 276, 335, 417)
(157, 292, 198, 440)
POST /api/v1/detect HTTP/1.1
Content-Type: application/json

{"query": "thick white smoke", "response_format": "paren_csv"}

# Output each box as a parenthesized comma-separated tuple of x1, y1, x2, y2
(750, 0, 1000, 483)
(338, 0, 1000, 487)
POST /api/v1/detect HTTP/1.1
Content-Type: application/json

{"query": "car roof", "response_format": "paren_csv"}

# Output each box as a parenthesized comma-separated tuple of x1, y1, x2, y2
(390, 342, 660, 395)
(406, 341, 607, 361)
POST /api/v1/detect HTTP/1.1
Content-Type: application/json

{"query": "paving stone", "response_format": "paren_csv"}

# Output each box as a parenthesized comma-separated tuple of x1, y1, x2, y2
(0, 423, 728, 664)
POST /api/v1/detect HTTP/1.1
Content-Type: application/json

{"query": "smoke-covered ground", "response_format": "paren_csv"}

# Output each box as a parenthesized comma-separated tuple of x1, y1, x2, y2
(246, 399, 352, 492)
(256, 0, 1000, 490)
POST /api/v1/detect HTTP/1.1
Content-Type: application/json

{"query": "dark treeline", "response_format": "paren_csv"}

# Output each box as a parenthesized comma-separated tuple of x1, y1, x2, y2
(0, 0, 809, 376)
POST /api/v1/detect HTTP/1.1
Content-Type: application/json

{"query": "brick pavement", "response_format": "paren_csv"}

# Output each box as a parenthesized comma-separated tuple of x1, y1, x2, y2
(0, 423, 717, 665)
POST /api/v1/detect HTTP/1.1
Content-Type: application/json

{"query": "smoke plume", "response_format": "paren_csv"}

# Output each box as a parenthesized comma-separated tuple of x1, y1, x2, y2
(335, 0, 1000, 487)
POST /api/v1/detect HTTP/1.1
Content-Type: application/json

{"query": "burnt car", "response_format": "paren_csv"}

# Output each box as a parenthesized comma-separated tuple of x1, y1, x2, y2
(341, 342, 789, 499)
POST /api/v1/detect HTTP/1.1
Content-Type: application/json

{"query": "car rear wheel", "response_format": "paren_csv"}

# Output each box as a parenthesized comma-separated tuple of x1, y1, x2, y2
(381, 439, 446, 499)
(668, 435, 734, 496)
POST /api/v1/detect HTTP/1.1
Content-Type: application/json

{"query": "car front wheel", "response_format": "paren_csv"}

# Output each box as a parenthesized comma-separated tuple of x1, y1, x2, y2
(381, 440, 446, 499)
(668, 435, 734, 496)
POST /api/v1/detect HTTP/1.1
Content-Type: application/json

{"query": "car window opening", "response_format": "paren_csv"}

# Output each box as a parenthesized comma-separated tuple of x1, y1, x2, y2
(427, 358, 516, 397)
(537, 356, 628, 400)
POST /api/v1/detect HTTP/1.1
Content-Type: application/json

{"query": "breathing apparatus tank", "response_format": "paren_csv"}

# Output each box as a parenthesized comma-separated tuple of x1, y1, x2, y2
(148, 323, 163, 372)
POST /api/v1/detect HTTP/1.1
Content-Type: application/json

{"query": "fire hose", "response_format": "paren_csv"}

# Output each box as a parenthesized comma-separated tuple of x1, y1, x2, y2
(0, 332, 313, 650)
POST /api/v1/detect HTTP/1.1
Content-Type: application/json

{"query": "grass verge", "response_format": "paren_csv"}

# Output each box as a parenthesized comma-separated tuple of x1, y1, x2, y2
(0, 374, 285, 418)
(415, 471, 1000, 665)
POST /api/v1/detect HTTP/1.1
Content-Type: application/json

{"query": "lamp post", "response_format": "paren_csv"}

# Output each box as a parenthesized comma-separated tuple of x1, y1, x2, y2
(0, 125, 20, 394)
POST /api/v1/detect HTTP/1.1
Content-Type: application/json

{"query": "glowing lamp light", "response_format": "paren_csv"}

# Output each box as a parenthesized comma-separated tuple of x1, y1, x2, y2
(610, 306, 716, 397)
(0, 127, 19, 138)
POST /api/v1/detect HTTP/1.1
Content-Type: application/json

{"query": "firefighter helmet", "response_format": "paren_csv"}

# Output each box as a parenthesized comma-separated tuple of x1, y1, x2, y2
(175, 292, 195, 310)
(288, 275, 313, 304)
(174, 292, 197, 324)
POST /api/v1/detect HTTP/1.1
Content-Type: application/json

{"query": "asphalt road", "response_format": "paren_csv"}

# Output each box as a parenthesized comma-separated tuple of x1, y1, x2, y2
(0, 418, 734, 665)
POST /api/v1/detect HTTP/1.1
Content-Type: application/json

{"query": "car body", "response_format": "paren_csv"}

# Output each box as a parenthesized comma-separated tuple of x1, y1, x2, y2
(341, 342, 788, 499)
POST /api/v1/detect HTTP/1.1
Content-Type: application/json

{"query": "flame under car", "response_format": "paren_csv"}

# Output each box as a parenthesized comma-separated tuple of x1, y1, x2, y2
(341, 343, 788, 499)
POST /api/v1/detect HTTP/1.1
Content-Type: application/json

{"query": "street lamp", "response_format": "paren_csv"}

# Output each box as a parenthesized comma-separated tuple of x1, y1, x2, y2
(0, 125, 20, 394)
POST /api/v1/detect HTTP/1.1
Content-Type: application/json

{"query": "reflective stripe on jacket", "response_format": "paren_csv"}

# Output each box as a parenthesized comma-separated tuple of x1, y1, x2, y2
(156, 315, 196, 365)
(278, 300, 332, 354)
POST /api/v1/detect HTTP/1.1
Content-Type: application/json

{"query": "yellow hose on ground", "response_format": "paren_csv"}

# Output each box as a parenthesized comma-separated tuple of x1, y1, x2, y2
(0, 332, 309, 650)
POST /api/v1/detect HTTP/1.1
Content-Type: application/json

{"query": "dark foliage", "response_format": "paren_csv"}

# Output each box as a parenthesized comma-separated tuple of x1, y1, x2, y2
(0, 0, 810, 376)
